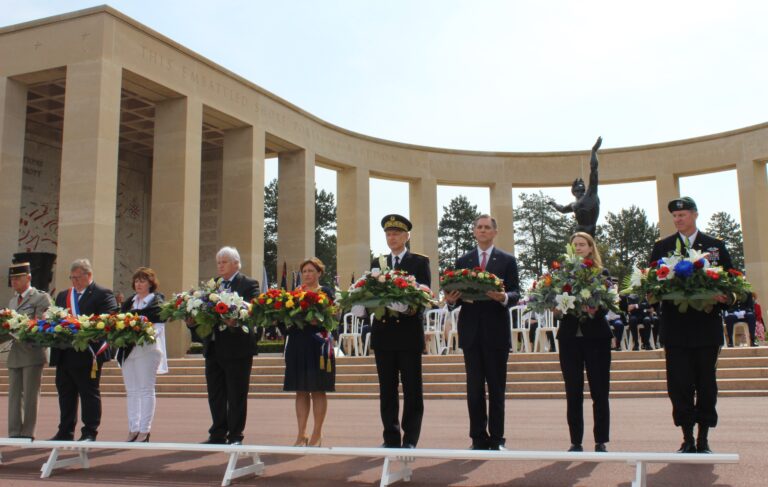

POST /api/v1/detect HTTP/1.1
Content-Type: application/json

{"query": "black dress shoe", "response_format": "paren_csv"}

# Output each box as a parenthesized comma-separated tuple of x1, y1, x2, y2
(696, 440, 712, 454)
(401, 443, 416, 449)
(676, 440, 697, 453)
(751, 340, 759, 347)
(78, 435, 96, 442)
(489, 444, 507, 451)
(568, 444, 583, 452)
(228, 440, 242, 446)
(469, 443, 488, 450)
(595, 443, 607, 452)
(380, 442, 400, 449)
(201, 437, 228, 445)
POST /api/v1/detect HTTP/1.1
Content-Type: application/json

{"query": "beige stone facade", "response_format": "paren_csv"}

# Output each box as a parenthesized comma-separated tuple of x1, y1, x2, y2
(1, 6, 766, 357)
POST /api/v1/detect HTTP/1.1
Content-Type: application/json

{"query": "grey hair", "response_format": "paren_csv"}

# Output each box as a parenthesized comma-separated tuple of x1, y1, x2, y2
(216, 246, 242, 270)
(473, 214, 498, 230)
(70, 258, 93, 274)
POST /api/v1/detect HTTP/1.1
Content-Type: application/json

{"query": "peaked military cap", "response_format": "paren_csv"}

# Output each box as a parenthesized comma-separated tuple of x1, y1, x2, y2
(667, 196, 697, 213)
(381, 214, 412, 232)
(9, 262, 31, 277)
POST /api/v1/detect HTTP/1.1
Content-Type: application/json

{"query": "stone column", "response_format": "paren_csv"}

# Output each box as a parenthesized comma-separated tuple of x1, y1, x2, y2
(221, 125, 265, 281)
(491, 181, 515, 253)
(0, 77, 27, 303)
(409, 177, 438, 288)
(150, 96, 202, 358)
(277, 149, 315, 280)
(736, 158, 768, 306)
(337, 165, 370, 286)
(655, 171, 679, 236)
(57, 60, 122, 292)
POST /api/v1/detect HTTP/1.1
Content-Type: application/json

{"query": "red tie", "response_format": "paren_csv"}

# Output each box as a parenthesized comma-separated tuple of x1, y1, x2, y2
(480, 251, 488, 271)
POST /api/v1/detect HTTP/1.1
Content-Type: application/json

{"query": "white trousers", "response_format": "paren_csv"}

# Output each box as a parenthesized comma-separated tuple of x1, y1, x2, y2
(121, 342, 162, 433)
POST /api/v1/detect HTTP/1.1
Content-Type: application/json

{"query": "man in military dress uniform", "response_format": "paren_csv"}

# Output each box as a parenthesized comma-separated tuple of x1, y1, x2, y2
(3, 262, 51, 439)
(370, 214, 431, 448)
(650, 197, 733, 454)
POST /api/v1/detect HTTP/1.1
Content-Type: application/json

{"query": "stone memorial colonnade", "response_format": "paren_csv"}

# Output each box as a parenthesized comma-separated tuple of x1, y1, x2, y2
(1, 7, 766, 357)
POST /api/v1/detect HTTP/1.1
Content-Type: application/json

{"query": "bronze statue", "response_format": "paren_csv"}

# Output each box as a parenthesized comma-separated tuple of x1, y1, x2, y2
(550, 137, 602, 236)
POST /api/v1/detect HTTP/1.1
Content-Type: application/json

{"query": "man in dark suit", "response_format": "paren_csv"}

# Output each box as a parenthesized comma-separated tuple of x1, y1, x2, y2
(191, 246, 259, 445)
(445, 214, 520, 450)
(50, 259, 118, 441)
(650, 197, 733, 454)
(370, 214, 431, 448)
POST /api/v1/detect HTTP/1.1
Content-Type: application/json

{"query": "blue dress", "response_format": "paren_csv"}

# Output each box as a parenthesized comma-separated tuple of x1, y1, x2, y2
(283, 285, 336, 392)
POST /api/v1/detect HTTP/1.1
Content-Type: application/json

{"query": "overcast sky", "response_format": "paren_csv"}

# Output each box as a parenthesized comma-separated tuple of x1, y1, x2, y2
(5, 1, 766, 255)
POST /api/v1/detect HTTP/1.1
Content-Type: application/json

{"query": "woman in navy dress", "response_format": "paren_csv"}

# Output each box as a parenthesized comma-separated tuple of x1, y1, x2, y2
(283, 257, 335, 446)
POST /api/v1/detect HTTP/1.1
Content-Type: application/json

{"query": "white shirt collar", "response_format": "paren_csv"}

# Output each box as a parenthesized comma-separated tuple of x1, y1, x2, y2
(679, 230, 699, 246)
(391, 249, 407, 262)
(132, 293, 155, 309)
(478, 246, 495, 261)
(224, 271, 239, 282)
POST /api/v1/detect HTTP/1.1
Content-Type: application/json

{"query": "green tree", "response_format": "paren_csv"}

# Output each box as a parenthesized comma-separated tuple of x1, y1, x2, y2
(598, 206, 659, 282)
(438, 195, 481, 270)
(263, 178, 338, 287)
(705, 211, 744, 270)
(514, 191, 573, 284)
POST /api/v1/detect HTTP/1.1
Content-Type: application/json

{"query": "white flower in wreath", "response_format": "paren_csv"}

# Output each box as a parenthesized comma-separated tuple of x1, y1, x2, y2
(209, 293, 220, 303)
(580, 288, 592, 300)
(555, 293, 576, 314)
(629, 267, 644, 288)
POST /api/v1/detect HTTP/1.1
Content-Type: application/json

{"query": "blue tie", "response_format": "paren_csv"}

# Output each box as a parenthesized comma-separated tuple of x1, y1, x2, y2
(222, 280, 231, 290)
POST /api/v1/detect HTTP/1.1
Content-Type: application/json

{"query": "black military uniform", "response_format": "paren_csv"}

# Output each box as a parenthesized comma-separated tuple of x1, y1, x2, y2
(650, 197, 733, 454)
(621, 294, 654, 350)
(371, 214, 431, 448)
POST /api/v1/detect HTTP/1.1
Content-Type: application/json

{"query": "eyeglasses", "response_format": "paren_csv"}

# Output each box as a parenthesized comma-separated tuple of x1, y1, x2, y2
(69, 274, 88, 280)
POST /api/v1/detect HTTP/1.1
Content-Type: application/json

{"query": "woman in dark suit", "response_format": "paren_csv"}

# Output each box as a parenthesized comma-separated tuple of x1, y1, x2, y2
(557, 232, 613, 453)
(283, 257, 335, 447)
(117, 267, 167, 442)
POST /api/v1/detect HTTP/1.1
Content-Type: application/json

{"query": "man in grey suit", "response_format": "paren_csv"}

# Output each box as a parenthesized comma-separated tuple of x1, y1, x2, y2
(3, 262, 51, 439)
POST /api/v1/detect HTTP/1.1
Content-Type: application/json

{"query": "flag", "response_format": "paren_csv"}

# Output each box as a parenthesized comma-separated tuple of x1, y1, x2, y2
(280, 261, 287, 289)
(261, 265, 269, 293)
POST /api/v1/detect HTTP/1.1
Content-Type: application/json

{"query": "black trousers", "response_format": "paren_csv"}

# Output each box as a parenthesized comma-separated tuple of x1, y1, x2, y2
(558, 337, 611, 445)
(629, 315, 653, 348)
(205, 353, 254, 442)
(665, 346, 720, 428)
(374, 349, 423, 447)
(55, 364, 103, 438)
(462, 345, 509, 448)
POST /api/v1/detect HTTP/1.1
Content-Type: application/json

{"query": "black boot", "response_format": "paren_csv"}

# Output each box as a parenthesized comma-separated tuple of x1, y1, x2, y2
(676, 425, 696, 453)
(696, 425, 712, 454)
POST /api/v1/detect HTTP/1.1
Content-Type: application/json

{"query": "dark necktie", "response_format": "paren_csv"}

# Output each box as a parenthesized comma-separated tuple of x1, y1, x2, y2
(393, 256, 400, 269)
(222, 280, 231, 290)
(480, 251, 488, 271)
(16, 294, 22, 306)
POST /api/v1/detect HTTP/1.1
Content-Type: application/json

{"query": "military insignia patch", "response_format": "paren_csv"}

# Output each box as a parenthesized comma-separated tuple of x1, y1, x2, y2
(707, 246, 720, 264)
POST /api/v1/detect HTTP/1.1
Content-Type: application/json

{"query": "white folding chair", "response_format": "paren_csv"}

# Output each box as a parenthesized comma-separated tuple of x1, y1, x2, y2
(532, 310, 558, 352)
(423, 307, 448, 355)
(446, 306, 461, 353)
(509, 305, 531, 353)
(338, 313, 363, 356)
(731, 321, 750, 347)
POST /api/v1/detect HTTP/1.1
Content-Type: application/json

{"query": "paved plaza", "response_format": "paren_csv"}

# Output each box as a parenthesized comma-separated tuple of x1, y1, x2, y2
(0, 395, 764, 486)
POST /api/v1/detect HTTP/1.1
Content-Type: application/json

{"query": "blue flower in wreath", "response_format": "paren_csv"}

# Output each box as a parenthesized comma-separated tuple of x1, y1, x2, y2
(673, 260, 694, 278)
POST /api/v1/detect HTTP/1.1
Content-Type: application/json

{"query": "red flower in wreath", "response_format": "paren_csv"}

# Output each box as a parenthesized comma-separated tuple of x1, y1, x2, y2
(583, 258, 594, 268)
(562, 283, 573, 293)
(300, 301, 310, 310)
(214, 301, 229, 314)
(551, 261, 561, 270)
(656, 266, 671, 279)
(650, 260, 659, 268)
(274, 301, 283, 310)
(706, 269, 721, 280)
(693, 260, 705, 269)
(727, 269, 743, 277)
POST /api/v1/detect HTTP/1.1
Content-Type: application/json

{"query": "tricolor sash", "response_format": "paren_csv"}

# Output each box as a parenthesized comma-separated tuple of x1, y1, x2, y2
(66, 287, 81, 315)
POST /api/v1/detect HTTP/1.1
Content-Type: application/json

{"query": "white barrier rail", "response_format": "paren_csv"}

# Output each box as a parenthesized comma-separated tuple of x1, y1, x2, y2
(0, 438, 740, 487)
